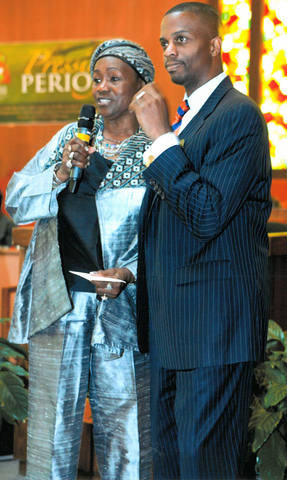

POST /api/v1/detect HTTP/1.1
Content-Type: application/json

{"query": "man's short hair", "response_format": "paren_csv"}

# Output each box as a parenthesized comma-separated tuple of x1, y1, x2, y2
(164, 2, 221, 38)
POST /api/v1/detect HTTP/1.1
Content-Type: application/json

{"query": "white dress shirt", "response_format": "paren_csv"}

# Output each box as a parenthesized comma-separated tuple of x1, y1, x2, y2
(143, 72, 227, 166)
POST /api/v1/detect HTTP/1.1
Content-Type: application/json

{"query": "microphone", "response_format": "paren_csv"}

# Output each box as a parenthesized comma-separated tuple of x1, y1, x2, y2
(69, 104, 96, 194)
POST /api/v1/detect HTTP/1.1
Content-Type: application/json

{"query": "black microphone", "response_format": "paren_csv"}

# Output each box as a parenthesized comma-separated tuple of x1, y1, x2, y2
(69, 104, 96, 194)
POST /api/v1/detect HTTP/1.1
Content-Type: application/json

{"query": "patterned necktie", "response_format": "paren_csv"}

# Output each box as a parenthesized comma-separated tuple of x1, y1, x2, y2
(171, 99, 190, 135)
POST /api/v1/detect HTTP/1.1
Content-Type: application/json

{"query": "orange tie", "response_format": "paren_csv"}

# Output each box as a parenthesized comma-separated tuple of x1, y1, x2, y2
(171, 99, 190, 135)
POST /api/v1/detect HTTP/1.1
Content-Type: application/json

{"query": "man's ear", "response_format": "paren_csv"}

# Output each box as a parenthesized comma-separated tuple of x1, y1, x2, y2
(211, 36, 222, 57)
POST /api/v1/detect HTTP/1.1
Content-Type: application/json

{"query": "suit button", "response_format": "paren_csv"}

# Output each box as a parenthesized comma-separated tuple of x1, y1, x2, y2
(149, 179, 156, 186)
(160, 192, 166, 200)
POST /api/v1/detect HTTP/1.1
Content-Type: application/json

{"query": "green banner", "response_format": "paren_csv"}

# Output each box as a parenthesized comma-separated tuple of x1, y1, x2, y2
(0, 40, 102, 123)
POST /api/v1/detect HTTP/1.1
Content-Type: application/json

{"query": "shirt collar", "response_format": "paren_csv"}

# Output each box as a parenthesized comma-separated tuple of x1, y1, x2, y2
(179, 72, 227, 133)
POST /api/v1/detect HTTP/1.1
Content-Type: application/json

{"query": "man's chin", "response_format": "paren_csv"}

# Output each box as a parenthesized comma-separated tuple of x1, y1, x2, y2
(168, 72, 185, 86)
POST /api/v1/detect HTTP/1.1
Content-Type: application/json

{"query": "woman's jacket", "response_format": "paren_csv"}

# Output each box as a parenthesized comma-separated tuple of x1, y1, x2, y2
(6, 119, 150, 352)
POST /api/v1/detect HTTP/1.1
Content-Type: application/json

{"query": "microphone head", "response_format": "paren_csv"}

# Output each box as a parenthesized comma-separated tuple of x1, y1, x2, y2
(70, 104, 95, 194)
(78, 104, 96, 130)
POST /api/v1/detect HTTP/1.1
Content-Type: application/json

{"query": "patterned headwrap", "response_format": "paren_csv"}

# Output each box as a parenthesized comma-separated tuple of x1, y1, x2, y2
(90, 38, 155, 84)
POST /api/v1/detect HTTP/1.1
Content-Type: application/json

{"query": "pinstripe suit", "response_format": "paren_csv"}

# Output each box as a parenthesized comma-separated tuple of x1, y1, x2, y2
(137, 76, 272, 479)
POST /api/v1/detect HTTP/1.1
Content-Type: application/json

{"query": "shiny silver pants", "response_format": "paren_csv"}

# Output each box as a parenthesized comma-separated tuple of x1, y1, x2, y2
(26, 292, 151, 480)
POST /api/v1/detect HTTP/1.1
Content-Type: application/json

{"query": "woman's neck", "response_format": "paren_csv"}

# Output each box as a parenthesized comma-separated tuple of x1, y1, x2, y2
(103, 113, 139, 141)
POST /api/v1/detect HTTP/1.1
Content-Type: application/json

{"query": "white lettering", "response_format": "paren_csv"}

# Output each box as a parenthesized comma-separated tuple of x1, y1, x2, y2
(0, 85, 8, 96)
(21, 74, 34, 93)
(48, 73, 65, 93)
(35, 73, 47, 93)
(71, 72, 92, 92)
(64, 73, 70, 92)
(20, 72, 92, 94)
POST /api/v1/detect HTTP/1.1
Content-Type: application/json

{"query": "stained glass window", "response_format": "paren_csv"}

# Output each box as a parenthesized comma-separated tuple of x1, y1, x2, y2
(221, 0, 252, 95)
(261, 0, 287, 169)
(220, 0, 287, 169)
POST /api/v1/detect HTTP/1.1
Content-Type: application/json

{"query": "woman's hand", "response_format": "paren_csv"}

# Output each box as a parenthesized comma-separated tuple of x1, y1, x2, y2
(56, 137, 96, 183)
(90, 267, 135, 300)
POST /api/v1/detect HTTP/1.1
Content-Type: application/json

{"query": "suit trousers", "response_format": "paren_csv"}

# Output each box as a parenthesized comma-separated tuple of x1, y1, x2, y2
(26, 291, 151, 480)
(150, 336, 254, 480)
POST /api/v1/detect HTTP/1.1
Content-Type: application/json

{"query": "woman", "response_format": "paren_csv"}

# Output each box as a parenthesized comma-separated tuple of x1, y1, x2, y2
(6, 39, 155, 480)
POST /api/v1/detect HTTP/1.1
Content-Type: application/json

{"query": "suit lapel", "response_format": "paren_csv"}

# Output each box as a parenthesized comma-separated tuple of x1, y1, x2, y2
(141, 77, 234, 230)
(178, 76, 233, 143)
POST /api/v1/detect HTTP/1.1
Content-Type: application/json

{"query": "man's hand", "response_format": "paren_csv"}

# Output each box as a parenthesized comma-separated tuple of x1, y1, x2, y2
(129, 83, 171, 141)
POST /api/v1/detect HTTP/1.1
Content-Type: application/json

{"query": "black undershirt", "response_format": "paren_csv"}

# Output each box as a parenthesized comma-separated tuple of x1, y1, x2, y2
(57, 152, 112, 292)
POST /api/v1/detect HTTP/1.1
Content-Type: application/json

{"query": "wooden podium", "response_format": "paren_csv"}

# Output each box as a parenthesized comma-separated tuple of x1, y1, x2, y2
(0, 247, 19, 337)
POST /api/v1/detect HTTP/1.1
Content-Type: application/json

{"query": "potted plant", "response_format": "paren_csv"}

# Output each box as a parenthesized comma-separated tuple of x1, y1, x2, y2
(247, 319, 287, 480)
(0, 318, 28, 430)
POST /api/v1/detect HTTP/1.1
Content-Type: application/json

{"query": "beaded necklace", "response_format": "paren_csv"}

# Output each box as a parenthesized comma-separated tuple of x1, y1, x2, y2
(94, 125, 132, 159)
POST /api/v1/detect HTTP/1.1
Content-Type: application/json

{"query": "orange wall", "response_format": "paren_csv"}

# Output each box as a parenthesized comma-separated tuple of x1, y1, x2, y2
(0, 0, 216, 183)
(271, 179, 287, 209)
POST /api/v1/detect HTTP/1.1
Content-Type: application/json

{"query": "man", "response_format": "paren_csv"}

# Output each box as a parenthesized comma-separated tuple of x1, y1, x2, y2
(130, 2, 272, 480)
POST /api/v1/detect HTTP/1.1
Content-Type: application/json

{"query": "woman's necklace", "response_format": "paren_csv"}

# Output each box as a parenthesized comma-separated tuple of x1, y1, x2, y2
(94, 126, 132, 160)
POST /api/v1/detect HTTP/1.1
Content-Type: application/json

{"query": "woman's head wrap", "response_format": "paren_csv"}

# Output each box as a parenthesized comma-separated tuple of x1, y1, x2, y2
(90, 39, 155, 84)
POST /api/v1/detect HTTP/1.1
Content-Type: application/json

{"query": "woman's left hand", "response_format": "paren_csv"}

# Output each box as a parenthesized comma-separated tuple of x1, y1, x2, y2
(90, 267, 135, 300)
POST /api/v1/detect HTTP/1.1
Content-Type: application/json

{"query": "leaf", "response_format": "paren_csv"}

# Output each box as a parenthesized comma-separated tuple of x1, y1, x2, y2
(268, 352, 284, 362)
(268, 320, 285, 347)
(266, 339, 282, 354)
(0, 345, 24, 359)
(249, 403, 266, 429)
(0, 371, 28, 422)
(267, 358, 287, 379)
(0, 338, 28, 359)
(0, 361, 28, 377)
(254, 362, 286, 386)
(256, 430, 287, 480)
(264, 384, 287, 408)
(0, 405, 17, 426)
(249, 407, 282, 451)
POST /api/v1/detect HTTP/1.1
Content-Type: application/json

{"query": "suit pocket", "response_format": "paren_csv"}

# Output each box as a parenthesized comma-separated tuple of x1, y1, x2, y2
(174, 260, 231, 285)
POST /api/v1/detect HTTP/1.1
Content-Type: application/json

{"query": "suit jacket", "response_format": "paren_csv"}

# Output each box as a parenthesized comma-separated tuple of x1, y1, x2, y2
(137, 76, 272, 370)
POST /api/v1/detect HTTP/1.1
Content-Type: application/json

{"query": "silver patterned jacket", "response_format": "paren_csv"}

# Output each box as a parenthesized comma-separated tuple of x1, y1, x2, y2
(6, 119, 151, 350)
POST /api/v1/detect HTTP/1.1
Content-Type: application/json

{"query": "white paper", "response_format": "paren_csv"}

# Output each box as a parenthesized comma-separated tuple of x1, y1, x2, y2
(69, 271, 126, 283)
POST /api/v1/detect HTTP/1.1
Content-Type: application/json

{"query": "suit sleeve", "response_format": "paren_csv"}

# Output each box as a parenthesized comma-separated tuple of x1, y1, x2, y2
(143, 100, 271, 242)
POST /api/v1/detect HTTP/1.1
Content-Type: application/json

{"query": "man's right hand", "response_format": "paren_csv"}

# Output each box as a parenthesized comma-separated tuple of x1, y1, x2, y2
(129, 83, 171, 141)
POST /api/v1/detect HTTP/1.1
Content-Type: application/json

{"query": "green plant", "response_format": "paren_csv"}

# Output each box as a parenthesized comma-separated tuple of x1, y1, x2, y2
(248, 320, 287, 480)
(0, 318, 28, 430)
